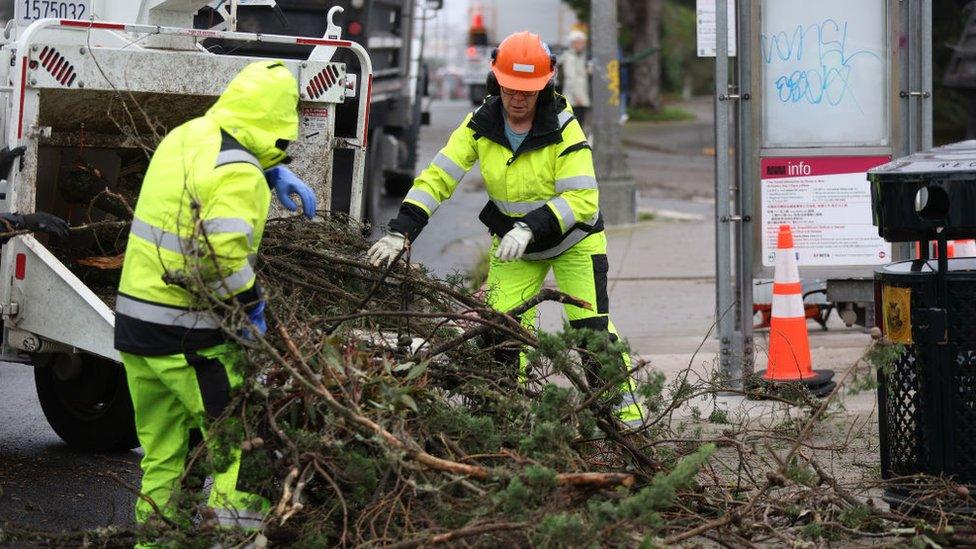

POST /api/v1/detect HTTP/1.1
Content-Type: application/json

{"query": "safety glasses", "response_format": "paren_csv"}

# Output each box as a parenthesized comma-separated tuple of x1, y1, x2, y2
(500, 87, 538, 98)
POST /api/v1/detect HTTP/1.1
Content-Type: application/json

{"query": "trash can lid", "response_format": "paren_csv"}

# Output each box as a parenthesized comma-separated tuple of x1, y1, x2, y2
(870, 140, 976, 177)
(877, 257, 976, 276)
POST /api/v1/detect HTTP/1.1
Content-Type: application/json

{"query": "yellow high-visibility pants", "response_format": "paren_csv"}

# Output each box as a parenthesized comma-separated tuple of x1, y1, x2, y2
(484, 231, 643, 424)
(122, 343, 269, 528)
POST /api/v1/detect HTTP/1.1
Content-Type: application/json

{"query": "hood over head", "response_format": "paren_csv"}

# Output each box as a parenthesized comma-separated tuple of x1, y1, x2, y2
(207, 60, 299, 169)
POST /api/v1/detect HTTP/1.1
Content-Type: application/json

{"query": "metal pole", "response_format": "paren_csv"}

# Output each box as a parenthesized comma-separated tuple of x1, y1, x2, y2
(921, 0, 933, 150)
(229, 0, 239, 32)
(908, 0, 921, 154)
(590, 0, 637, 225)
(897, 0, 910, 159)
(714, 0, 736, 386)
(735, 0, 755, 379)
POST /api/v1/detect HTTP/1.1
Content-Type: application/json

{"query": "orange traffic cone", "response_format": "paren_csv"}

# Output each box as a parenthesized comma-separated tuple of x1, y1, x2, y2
(758, 225, 835, 396)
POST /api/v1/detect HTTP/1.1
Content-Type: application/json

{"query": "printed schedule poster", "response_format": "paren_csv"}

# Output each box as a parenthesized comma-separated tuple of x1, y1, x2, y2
(761, 156, 890, 267)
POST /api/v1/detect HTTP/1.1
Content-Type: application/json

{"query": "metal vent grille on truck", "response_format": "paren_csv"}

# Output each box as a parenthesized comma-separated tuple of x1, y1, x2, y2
(306, 65, 342, 99)
(36, 47, 77, 87)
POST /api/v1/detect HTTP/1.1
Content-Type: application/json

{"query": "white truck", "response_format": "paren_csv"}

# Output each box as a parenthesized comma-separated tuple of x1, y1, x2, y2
(0, 0, 369, 451)
(191, 0, 442, 224)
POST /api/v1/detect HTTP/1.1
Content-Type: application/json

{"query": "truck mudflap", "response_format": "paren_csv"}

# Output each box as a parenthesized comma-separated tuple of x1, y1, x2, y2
(1, 235, 118, 361)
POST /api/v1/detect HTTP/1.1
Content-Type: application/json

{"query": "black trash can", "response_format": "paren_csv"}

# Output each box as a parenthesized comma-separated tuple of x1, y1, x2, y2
(875, 259, 976, 509)
(870, 141, 976, 510)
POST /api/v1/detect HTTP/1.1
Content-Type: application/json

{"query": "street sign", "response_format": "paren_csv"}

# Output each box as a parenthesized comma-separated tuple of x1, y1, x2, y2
(710, 0, 929, 385)
(696, 0, 736, 57)
(760, 156, 891, 267)
(753, 0, 899, 275)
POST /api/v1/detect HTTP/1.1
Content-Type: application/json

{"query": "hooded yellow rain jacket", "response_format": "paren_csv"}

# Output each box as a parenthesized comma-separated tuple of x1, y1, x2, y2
(115, 60, 298, 356)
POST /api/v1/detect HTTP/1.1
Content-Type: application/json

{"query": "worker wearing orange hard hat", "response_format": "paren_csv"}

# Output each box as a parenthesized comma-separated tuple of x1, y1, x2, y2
(368, 31, 643, 426)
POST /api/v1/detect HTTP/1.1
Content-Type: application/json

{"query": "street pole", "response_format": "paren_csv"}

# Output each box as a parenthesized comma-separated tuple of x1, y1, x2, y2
(590, 0, 636, 225)
(735, 0, 755, 381)
(713, 0, 737, 387)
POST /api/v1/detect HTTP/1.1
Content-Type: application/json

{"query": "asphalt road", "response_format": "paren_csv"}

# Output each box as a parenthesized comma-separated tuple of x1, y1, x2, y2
(0, 363, 139, 534)
(376, 99, 716, 278)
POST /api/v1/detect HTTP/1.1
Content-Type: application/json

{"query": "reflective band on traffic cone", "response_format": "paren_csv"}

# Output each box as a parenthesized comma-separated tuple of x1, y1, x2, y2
(956, 239, 976, 257)
(758, 225, 835, 397)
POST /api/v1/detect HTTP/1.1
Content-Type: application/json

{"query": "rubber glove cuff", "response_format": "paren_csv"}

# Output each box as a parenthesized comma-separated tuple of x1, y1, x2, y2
(242, 300, 267, 341)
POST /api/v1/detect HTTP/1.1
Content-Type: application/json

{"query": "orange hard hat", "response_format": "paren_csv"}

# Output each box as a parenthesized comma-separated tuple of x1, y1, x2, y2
(491, 31, 554, 92)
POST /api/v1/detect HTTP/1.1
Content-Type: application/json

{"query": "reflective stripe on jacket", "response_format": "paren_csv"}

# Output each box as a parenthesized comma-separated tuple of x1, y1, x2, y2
(390, 93, 602, 260)
(115, 61, 299, 356)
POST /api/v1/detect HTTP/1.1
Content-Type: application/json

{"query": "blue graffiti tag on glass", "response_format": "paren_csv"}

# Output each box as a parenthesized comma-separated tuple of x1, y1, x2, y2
(761, 19, 882, 108)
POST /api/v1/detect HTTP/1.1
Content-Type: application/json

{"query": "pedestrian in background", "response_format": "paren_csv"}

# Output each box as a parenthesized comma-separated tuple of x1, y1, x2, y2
(559, 29, 592, 130)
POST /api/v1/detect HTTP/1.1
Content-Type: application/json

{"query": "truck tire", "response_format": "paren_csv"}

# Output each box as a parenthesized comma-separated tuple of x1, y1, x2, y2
(363, 131, 383, 228)
(384, 171, 414, 197)
(33, 353, 139, 452)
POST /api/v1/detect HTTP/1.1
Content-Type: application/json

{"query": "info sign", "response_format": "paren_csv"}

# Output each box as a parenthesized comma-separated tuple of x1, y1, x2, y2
(696, 0, 736, 57)
(760, 156, 890, 267)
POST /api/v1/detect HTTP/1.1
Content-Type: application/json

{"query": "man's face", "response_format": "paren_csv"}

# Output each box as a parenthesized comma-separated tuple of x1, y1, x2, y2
(500, 86, 540, 120)
(572, 38, 586, 52)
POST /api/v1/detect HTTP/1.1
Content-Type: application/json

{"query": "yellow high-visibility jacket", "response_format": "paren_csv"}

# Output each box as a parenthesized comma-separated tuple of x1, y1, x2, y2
(390, 93, 602, 260)
(115, 61, 299, 356)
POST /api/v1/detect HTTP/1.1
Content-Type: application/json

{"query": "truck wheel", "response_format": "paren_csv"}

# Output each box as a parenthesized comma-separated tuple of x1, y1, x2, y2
(469, 84, 486, 106)
(33, 353, 139, 452)
(363, 131, 385, 228)
(384, 171, 414, 197)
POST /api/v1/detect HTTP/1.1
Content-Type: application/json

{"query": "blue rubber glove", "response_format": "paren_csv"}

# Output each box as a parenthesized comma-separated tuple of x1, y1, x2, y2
(243, 300, 267, 340)
(265, 166, 317, 219)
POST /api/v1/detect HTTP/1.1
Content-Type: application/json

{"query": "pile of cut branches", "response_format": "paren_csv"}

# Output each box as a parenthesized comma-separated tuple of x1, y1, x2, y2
(154, 217, 976, 547)
(166, 216, 699, 547)
(5, 217, 976, 548)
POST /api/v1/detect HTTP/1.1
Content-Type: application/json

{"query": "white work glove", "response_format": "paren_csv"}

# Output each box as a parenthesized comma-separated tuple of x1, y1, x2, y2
(495, 222, 533, 262)
(367, 231, 406, 267)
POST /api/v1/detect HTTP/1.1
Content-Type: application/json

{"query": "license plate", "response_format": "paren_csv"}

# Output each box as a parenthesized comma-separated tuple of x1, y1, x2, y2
(16, 0, 91, 23)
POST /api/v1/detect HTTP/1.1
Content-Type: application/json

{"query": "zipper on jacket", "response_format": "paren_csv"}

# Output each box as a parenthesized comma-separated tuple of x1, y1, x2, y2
(507, 156, 515, 165)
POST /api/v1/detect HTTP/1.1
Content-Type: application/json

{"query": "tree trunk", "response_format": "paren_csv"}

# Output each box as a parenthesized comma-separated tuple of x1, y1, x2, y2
(629, 0, 664, 111)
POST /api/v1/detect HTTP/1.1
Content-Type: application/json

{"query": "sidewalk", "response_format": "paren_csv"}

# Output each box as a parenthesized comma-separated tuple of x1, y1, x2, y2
(533, 213, 876, 417)
(621, 96, 715, 156)
(413, 196, 876, 419)
(408, 99, 876, 418)
(620, 97, 716, 201)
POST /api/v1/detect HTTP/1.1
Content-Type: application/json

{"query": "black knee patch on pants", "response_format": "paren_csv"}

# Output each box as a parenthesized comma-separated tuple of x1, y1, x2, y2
(569, 317, 617, 342)
(591, 254, 610, 314)
(186, 353, 231, 418)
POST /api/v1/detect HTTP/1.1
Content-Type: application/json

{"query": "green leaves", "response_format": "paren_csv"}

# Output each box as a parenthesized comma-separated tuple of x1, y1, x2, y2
(393, 360, 429, 381)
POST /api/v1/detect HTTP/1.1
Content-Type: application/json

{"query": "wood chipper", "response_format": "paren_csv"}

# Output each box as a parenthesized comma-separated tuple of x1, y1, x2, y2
(0, 0, 370, 451)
